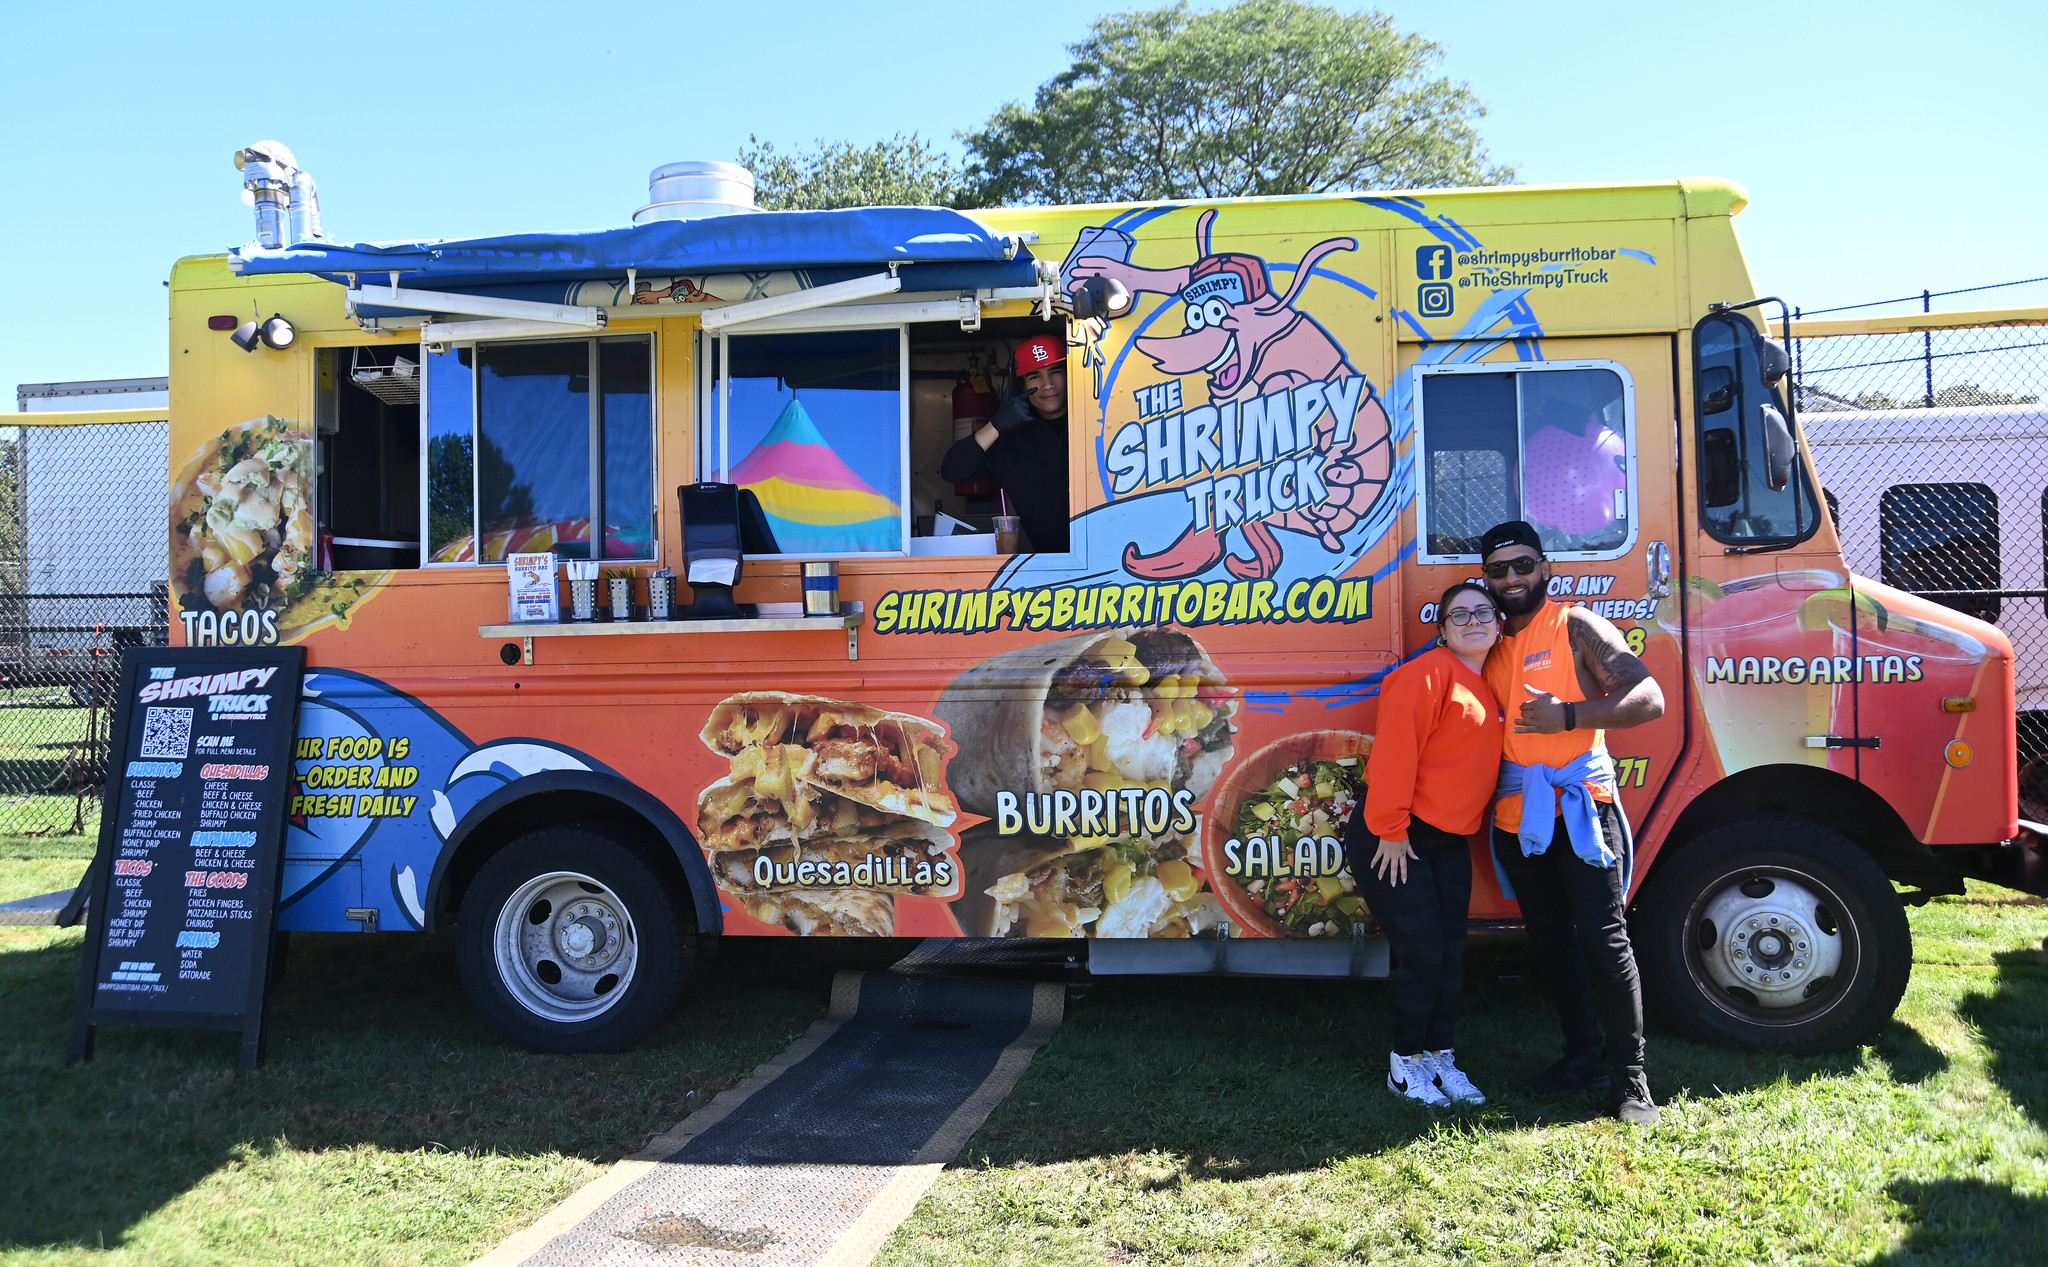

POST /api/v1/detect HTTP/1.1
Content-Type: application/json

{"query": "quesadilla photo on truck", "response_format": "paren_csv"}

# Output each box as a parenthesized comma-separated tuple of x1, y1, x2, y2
(696, 692, 962, 937)
(938, 626, 1240, 938)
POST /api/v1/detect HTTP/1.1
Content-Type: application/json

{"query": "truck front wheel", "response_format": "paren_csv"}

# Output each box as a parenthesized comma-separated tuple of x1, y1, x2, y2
(1634, 815, 1910, 1054)
(456, 825, 689, 1053)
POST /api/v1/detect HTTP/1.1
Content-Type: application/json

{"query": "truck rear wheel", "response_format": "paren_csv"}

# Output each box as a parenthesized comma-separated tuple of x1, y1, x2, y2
(456, 825, 689, 1053)
(1634, 815, 1910, 1054)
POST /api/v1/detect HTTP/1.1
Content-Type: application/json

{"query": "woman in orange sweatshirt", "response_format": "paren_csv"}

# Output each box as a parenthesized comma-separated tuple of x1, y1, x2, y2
(1348, 581, 1505, 1106)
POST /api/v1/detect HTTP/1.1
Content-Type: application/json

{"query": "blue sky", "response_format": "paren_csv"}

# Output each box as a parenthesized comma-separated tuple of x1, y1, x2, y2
(4, 0, 2042, 398)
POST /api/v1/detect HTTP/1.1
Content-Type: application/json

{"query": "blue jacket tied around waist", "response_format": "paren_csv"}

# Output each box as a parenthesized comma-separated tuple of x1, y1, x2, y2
(1497, 747, 1622, 869)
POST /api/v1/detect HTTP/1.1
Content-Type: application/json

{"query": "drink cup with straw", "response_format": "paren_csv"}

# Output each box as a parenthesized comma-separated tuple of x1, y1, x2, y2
(993, 489, 1021, 555)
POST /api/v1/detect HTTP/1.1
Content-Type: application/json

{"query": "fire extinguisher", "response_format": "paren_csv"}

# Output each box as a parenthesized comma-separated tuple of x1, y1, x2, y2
(951, 371, 999, 497)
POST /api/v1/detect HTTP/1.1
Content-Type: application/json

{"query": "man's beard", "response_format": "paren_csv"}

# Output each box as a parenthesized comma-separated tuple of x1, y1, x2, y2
(1496, 583, 1546, 617)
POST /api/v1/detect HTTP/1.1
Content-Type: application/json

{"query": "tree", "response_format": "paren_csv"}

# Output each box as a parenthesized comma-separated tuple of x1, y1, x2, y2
(736, 134, 963, 211)
(960, 0, 1513, 207)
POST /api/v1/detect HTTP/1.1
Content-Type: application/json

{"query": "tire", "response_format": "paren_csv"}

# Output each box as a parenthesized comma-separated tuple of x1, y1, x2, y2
(456, 825, 690, 1053)
(1634, 814, 1910, 1054)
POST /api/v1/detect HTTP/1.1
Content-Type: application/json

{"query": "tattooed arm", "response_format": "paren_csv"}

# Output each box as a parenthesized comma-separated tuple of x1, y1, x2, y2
(1509, 606, 1667, 734)
(1564, 606, 1665, 729)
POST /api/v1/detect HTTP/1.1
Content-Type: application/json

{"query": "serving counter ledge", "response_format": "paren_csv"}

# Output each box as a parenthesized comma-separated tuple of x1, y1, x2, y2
(480, 602, 866, 662)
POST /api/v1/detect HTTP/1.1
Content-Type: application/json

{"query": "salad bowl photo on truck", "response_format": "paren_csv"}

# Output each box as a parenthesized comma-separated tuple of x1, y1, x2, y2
(129, 144, 2039, 1055)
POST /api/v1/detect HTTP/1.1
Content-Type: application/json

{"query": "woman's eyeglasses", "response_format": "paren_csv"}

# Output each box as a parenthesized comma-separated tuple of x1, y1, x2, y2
(1481, 557, 1540, 579)
(1443, 607, 1498, 626)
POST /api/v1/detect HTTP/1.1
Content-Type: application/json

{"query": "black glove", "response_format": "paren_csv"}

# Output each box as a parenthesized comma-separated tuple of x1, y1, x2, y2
(989, 393, 1037, 434)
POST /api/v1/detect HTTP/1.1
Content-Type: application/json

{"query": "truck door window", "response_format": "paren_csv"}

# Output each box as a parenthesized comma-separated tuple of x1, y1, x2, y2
(1880, 481, 2000, 622)
(1414, 361, 1636, 562)
(704, 327, 908, 557)
(1694, 313, 1821, 545)
(422, 335, 654, 564)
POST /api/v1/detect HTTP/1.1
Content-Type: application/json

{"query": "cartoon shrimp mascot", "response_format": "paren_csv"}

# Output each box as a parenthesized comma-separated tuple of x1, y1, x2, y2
(1069, 209, 1393, 581)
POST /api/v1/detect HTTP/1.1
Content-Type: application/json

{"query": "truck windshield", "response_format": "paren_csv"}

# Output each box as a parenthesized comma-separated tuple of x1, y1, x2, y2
(1695, 313, 1821, 546)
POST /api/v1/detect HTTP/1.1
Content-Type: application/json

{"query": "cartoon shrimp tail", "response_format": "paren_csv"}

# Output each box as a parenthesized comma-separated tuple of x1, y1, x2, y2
(1124, 524, 1225, 579)
(1225, 521, 1285, 580)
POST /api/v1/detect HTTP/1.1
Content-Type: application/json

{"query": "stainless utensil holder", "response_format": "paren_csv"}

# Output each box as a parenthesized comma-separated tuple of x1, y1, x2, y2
(608, 576, 635, 621)
(568, 578, 597, 621)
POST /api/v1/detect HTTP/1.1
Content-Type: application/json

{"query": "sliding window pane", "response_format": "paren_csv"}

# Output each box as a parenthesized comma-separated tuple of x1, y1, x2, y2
(726, 329, 903, 555)
(424, 347, 475, 562)
(477, 341, 592, 561)
(600, 340, 654, 560)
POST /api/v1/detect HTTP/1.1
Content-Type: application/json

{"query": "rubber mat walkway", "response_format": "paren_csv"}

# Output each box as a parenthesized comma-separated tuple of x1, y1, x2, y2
(476, 968, 1063, 1267)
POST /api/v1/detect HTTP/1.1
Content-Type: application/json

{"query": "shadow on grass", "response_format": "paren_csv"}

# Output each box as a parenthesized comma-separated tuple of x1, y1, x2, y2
(1958, 940, 2048, 1130)
(0, 927, 906, 1253)
(965, 934, 1924, 1178)
(1872, 1177, 2048, 1263)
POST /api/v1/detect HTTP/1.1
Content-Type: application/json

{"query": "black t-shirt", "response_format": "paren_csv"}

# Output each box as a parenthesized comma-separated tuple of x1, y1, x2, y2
(939, 396, 1071, 553)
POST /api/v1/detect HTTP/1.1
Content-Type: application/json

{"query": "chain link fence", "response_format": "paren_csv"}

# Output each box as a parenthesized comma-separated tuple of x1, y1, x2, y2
(0, 416, 167, 836)
(1792, 282, 2048, 789)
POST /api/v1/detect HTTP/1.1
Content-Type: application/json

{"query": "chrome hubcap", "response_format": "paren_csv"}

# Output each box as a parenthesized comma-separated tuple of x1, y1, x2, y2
(1691, 870, 1848, 1014)
(493, 870, 638, 1022)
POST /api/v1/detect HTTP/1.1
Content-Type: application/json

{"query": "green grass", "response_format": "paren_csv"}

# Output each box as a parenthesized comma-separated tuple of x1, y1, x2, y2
(0, 700, 108, 836)
(1, 833, 93, 906)
(878, 888, 2048, 1266)
(3, 836, 2044, 1265)
(0, 894, 897, 1265)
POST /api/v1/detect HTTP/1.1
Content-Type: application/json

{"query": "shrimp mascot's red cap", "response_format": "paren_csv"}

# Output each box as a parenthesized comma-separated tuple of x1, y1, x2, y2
(1014, 335, 1063, 377)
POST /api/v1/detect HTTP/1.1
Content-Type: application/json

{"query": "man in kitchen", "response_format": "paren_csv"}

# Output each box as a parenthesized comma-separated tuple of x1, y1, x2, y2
(939, 334, 1070, 553)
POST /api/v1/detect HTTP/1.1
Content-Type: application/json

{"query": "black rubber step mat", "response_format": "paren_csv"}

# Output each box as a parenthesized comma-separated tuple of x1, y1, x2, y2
(479, 970, 1062, 1267)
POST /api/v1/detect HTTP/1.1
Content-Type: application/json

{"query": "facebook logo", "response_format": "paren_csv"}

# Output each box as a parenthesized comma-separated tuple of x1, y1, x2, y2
(1418, 282, 1454, 318)
(1416, 245, 1453, 281)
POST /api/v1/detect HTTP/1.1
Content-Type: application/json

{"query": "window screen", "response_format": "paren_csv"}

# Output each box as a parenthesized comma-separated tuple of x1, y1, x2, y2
(1417, 364, 1633, 560)
(1880, 482, 1999, 622)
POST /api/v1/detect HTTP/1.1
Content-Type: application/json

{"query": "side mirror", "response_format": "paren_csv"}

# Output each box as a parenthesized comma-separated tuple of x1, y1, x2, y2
(1760, 402, 1794, 492)
(1701, 429, 1740, 508)
(1069, 274, 1132, 321)
(1699, 366, 1735, 415)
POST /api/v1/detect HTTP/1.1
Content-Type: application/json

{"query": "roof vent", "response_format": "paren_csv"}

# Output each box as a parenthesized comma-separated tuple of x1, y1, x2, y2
(634, 161, 760, 224)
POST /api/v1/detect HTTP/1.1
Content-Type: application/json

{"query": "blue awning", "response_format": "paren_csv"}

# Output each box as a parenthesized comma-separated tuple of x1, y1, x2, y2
(230, 206, 1030, 289)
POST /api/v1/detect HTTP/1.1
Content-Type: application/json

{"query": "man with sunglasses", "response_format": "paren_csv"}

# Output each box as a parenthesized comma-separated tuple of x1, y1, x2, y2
(1478, 520, 1666, 1125)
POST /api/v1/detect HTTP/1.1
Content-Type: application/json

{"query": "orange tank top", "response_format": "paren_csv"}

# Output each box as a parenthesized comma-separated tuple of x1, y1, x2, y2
(1485, 600, 1612, 832)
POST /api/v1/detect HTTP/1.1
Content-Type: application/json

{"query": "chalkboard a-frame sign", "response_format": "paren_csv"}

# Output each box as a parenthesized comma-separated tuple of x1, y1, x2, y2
(70, 645, 306, 1069)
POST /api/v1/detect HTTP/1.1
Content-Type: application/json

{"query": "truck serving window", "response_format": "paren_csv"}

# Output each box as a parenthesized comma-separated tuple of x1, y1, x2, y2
(1694, 313, 1821, 547)
(422, 336, 653, 564)
(1881, 481, 2000, 622)
(1412, 361, 1636, 562)
(701, 327, 909, 557)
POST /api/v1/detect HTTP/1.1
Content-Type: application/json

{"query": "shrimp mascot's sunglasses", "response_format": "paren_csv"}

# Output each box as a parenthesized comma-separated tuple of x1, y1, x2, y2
(1481, 557, 1542, 579)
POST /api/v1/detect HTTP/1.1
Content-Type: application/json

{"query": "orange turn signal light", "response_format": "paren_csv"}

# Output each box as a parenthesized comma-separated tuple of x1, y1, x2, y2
(1941, 696, 1976, 713)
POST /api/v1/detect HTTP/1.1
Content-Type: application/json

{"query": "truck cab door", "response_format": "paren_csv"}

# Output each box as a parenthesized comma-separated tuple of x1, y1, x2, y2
(1404, 336, 1688, 866)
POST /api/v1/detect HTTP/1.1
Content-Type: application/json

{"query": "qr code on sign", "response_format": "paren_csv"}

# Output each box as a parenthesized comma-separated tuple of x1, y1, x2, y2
(139, 707, 195, 759)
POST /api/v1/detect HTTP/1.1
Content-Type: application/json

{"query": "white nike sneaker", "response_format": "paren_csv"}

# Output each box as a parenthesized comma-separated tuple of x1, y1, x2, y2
(1423, 1050, 1487, 1105)
(1388, 1052, 1450, 1106)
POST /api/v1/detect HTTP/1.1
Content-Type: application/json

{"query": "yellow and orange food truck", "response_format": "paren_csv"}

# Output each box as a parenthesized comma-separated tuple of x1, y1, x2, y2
(159, 148, 2037, 1053)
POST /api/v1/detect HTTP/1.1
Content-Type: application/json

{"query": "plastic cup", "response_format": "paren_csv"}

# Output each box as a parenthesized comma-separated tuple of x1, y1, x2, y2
(993, 515, 1022, 555)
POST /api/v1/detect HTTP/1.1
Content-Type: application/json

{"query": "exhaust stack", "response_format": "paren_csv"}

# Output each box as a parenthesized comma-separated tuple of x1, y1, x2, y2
(236, 141, 325, 249)
(633, 160, 759, 224)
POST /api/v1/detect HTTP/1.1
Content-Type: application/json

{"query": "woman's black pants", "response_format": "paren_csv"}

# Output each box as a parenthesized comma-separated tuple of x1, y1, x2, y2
(1346, 815, 1472, 1055)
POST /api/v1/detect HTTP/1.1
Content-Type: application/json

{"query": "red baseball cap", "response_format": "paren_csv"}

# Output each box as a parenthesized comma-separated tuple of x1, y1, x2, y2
(1014, 335, 1063, 377)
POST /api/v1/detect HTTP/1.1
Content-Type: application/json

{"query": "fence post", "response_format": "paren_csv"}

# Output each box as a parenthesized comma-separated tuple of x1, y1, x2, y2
(1922, 288, 1934, 407)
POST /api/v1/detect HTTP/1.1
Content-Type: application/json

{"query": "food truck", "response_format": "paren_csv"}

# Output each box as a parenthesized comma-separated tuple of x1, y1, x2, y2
(153, 146, 2038, 1055)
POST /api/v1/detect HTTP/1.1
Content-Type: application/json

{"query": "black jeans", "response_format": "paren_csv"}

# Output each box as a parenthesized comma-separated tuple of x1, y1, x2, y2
(1347, 815, 1472, 1055)
(1492, 801, 1646, 1070)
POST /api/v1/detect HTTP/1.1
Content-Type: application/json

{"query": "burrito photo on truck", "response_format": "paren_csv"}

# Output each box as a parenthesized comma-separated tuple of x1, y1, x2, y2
(102, 146, 2035, 1055)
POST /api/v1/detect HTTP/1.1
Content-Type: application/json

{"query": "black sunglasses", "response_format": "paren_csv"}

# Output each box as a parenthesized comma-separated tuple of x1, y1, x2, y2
(1482, 557, 1541, 579)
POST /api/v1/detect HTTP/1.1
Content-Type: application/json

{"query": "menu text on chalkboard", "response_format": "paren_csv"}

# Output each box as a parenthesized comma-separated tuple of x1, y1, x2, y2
(70, 646, 306, 1069)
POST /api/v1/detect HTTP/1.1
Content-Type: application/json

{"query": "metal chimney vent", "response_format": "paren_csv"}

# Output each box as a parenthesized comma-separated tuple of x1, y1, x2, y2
(633, 161, 760, 224)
